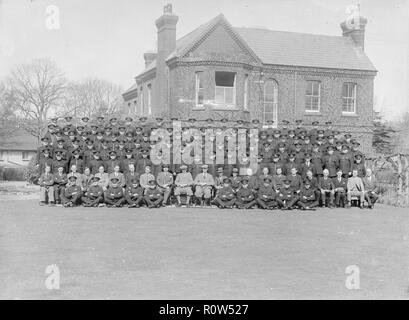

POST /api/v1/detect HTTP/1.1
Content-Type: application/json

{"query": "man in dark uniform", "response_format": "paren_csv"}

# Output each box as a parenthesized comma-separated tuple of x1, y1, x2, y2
(52, 151, 68, 174)
(89, 150, 105, 174)
(125, 177, 144, 208)
(81, 176, 104, 207)
(104, 177, 126, 207)
(333, 169, 348, 207)
(323, 146, 339, 178)
(235, 176, 257, 209)
(105, 150, 121, 174)
(256, 176, 277, 210)
(276, 178, 299, 210)
(69, 149, 84, 174)
(297, 180, 319, 210)
(53, 165, 68, 205)
(338, 145, 353, 178)
(61, 175, 82, 207)
(144, 179, 164, 208)
(318, 169, 335, 207)
(213, 177, 236, 209)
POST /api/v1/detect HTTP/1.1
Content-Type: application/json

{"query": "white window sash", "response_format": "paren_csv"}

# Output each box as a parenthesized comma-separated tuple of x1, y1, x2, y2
(305, 82, 321, 112)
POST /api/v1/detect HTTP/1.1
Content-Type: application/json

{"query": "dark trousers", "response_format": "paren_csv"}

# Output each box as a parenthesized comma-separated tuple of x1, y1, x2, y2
(82, 196, 103, 207)
(276, 196, 299, 209)
(365, 192, 379, 206)
(54, 186, 64, 203)
(297, 199, 319, 209)
(321, 191, 334, 206)
(61, 193, 81, 206)
(334, 190, 346, 207)
(144, 195, 164, 208)
(236, 199, 257, 209)
(256, 198, 277, 209)
(125, 195, 145, 206)
(105, 197, 126, 206)
(214, 197, 235, 208)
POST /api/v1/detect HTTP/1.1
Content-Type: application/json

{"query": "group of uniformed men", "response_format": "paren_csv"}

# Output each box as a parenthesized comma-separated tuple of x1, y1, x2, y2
(36, 115, 380, 209)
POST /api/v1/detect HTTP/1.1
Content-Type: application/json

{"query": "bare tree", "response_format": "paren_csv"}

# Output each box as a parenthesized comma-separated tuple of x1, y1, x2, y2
(5, 58, 66, 139)
(0, 81, 18, 139)
(62, 78, 124, 119)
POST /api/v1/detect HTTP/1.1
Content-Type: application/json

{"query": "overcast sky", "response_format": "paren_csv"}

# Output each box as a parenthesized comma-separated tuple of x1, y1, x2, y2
(0, 0, 408, 120)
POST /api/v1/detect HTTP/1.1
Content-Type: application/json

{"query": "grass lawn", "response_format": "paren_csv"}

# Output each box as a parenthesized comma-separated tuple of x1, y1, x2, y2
(0, 200, 408, 300)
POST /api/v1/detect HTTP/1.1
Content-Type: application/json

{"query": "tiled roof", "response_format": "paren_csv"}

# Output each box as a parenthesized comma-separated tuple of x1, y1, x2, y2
(123, 82, 139, 96)
(235, 27, 376, 71)
(0, 130, 38, 151)
(133, 14, 376, 80)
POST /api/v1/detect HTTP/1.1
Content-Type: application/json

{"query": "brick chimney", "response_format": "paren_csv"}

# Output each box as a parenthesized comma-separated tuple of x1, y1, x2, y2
(340, 14, 367, 50)
(143, 52, 157, 68)
(155, 3, 178, 115)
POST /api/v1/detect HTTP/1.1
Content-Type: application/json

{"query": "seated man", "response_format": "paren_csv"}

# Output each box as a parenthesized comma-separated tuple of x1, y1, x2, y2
(38, 165, 55, 206)
(61, 174, 82, 207)
(156, 165, 173, 206)
(347, 169, 365, 209)
(213, 177, 236, 209)
(144, 179, 164, 208)
(139, 165, 156, 192)
(332, 169, 348, 207)
(297, 180, 319, 210)
(363, 168, 379, 209)
(53, 165, 67, 205)
(174, 164, 193, 207)
(318, 169, 335, 208)
(108, 164, 126, 189)
(276, 178, 299, 210)
(256, 176, 277, 210)
(193, 164, 215, 207)
(235, 176, 257, 209)
(81, 176, 104, 207)
(287, 167, 303, 194)
(105, 177, 126, 207)
(125, 177, 144, 208)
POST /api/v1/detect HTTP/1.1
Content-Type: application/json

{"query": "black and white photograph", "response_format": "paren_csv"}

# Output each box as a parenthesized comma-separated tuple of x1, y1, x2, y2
(0, 0, 409, 304)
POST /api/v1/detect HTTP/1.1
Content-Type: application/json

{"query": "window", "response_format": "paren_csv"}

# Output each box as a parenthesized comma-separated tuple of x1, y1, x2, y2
(263, 79, 278, 127)
(305, 80, 321, 112)
(244, 74, 249, 110)
(342, 82, 357, 114)
(133, 100, 137, 115)
(195, 72, 204, 107)
(140, 87, 144, 114)
(0, 151, 4, 161)
(215, 71, 236, 106)
(147, 84, 152, 115)
(22, 151, 30, 161)
(127, 102, 131, 114)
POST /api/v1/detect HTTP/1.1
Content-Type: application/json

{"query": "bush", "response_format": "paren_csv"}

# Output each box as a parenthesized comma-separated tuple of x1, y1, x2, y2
(0, 167, 26, 181)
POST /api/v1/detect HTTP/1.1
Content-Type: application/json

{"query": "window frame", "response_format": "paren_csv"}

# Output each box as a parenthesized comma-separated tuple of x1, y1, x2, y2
(263, 79, 278, 128)
(147, 84, 152, 115)
(244, 74, 249, 110)
(214, 71, 236, 107)
(22, 151, 30, 161)
(195, 71, 204, 107)
(305, 80, 321, 113)
(342, 82, 357, 115)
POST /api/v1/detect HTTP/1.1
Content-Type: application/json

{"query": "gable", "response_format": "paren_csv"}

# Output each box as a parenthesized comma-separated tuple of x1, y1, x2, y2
(178, 19, 260, 65)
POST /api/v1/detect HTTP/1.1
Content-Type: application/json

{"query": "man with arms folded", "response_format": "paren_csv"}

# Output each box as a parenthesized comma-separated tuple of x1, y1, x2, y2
(193, 164, 215, 207)
(81, 176, 104, 207)
(174, 165, 194, 207)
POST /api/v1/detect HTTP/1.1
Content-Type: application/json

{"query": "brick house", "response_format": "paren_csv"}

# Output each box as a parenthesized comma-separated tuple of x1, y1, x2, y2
(123, 5, 377, 153)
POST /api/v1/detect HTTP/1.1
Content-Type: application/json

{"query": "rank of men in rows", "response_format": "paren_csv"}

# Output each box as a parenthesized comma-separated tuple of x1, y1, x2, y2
(36, 115, 378, 210)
